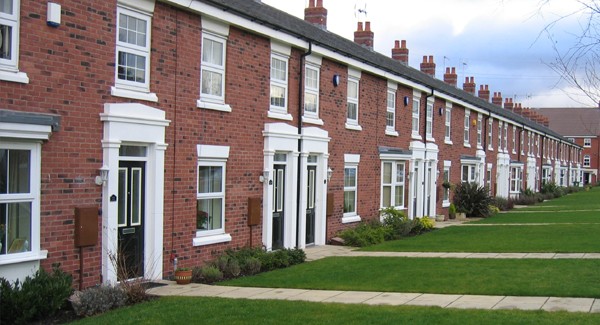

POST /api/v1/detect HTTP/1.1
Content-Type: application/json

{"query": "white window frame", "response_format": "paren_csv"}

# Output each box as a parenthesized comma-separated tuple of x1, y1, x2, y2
(411, 91, 421, 139)
(476, 113, 483, 148)
(425, 99, 434, 140)
(0, 141, 44, 266)
(303, 62, 322, 124)
(584, 138, 592, 148)
(461, 163, 477, 183)
(345, 71, 362, 130)
(487, 118, 493, 150)
(498, 121, 503, 151)
(343, 154, 361, 223)
(0, 0, 27, 83)
(503, 123, 509, 152)
(510, 165, 523, 193)
(194, 145, 231, 246)
(542, 167, 552, 184)
(520, 129, 525, 155)
(112, 6, 157, 102)
(463, 109, 470, 147)
(512, 126, 517, 154)
(584, 155, 591, 167)
(269, 52, 290, 118)
(198, 18, 231, 112)
(442, 161, 451, 207)
(381, 161, 406, 209)
(444, 104, 452, 144)
(487, 163, 493, 195)
(385, 82, 398, 136)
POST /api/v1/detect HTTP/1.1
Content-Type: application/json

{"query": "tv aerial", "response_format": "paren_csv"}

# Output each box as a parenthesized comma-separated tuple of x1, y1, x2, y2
(354, 3, 368, 22)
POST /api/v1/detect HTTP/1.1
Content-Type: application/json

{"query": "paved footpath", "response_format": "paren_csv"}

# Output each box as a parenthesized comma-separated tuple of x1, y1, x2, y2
(147, 245, 600, 314)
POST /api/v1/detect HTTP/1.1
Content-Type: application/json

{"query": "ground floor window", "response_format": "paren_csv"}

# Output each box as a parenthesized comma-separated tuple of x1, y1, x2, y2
(510, 166, 523, 193)
(343, 154, 360, 223)
(461, 164, 477, 183)
(381, 161, 405, 209)
(442, 161, 451, 206)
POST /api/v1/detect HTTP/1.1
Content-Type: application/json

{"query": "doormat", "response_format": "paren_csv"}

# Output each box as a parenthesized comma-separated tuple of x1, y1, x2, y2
(142, 282, 169, 289)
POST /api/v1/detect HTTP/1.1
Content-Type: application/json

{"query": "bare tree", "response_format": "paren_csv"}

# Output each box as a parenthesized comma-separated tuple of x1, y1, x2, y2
(542, 0, 600, 106)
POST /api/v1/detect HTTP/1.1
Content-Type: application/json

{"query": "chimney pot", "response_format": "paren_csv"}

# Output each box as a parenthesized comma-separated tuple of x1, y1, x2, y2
(354, 21, 374, 50)
(391, 39, 408, 65)
(401, 40, 406, 48)
(316, 0, 323, 7)
(365, 21, 371, 31)
(420, 54, 436, 77)
(305, 0, 328, 29)
(394, 40, 400, 48)
(443, 66, 457, 86)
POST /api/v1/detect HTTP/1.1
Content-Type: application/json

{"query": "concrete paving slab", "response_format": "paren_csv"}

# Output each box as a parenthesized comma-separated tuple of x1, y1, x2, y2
(441, 253, 472, 258)
(289, 290, 346, 302)
(217, 287, 274, 299)
(496, 253, 527, 259)
(406, 294, 462, 307)
(251, 288, 309, 300)
(323, 291, 383, 304)
(415, 252, 447, 258)
(590, 299, 600, 313)
(493, 296, 547, 311)
(465, 253, 499, 259)
(363, 292, 422, 306)
(542, 297, 595, 313)
(447, 295, 504, 310)
(524, 253, 556, 259)
(582, 253, 600, 259)
(554, 253, 586, 259)
(176, 285, 240, 297)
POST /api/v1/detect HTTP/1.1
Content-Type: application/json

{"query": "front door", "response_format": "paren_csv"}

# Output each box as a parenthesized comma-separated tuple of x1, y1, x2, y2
(412, 162, 419, 219)
(305, 165, 317, 245)
(117, 161, 145, 280)
(272, 164, 285, 250)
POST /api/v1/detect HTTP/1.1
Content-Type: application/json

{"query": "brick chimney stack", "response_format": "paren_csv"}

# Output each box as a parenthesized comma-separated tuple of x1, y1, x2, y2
(304, 0, 327, 30)
(391, 40, 409, 65)
(354, 21, 374, 50)
(478, 85, 490, 102)
(503, 98, 514, 110)
(420, 55, 436, 77)
(492, 92, 503, 106)
(443, 67, 457, 87)
(463, 76, 476, 95)
(514, 103, 523, 115)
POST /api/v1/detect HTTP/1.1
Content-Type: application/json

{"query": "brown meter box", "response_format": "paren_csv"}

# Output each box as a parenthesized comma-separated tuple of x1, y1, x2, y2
(74, 206, 98, 247)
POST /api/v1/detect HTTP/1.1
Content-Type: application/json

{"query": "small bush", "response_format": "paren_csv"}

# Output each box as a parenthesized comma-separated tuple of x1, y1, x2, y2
(448, 203, 457, 219)
(453, 182, 493, 218)
(411, 217, 435, 235)
(286, 248, 307, 265)
(339, 221, 387, 247)
(489, 205, 500, 215)
(381, 207, 412, 239)
(241, 257, 262, 275)
(71, 285, 128, 317)
(0, 264, 73, 324)
(491, 197, 510, 211)
(197, 265, 223, 284)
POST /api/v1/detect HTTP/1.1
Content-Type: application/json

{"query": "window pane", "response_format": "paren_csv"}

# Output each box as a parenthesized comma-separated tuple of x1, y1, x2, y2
(396, 163, 405, 183)
(347, 81, 358, 99)
(343, 190, 355, 213)
(0, 149, 30, 194)
(382, 186, 391, 207)
(1, 202, 32, 255)
(197, 198, 223, 231)
(117, 51, 146, 83)
(383, 163, 392, 184)
(118, 169, 127, 226)
(0, 24, 12, 60)
(201, 70, 223, 96)
(270, 85, 286, 107)
(304, 93, 317, 113)
(347, 102, 357, 120)
(119, 146, 147, 157)
(386, 112, 394, 127)
(202, 38, 223, 66)
(395, 185, 404, 206)
(131, 168, 142, 225)
(271, 57, 286, 81)
(0, 0, 13, 15)
(344, 168, 356, 187)
(198, 166, 222, 194)
(305, 68, 318, 88)
(119, 14, 146, 47)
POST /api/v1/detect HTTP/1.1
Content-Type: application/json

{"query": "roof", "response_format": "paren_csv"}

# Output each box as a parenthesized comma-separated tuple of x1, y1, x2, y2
(536, 107, 600, 137)
(200, 0, 570, 142)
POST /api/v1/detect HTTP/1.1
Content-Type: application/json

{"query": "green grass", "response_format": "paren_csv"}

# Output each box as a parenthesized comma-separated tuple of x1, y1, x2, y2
(361, 224, 600, 253)
(72, 296, 600, 325)
(222, 257, 600, 298)
(472, 210, 600, 224)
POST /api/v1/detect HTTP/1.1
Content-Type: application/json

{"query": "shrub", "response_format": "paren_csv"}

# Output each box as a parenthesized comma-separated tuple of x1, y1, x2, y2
(453, 182, 493, 218)
(491, 197, 511, 211)
(0, 264, 73, 324)
(489, 205, 500, 215)
(286, 248, 307, 265)
(71, 285, 128, 317)
(448, 203, 457, 219)
(223, 258, 241, 278)
(339, 221, 387, 247)
(381, 207, 412, 239)
(241, 257, 262, 275)
(411, 217, 435, 235)
(196, 265, 223, 284)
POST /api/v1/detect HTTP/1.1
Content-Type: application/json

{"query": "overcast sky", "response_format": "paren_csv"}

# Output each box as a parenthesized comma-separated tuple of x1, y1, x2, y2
(262, 0, 594, 108)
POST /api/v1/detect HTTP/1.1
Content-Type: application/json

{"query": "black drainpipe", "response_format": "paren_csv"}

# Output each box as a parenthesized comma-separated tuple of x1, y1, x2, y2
(296, 42, 312, 248)
(422, 88, 434, 217)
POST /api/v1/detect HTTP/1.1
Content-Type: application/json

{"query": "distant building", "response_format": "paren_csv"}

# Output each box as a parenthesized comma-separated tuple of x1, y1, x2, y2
(537, 107, 599, 185)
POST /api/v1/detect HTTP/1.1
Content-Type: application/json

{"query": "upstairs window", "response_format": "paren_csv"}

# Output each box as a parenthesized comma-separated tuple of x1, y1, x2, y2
(503, 123, 508, 152)
(0, 0, 18, 70)
(512, 126, 516, 153)
(487, 118, 493, 150)
(386, 89, 396, 134)
(304, 65, 320, 118)
(200, 32, 227, 105)
(425, 101, 433, 140)
(584, 155, 591, 167)
(476, 114, 482, 148)
(498, 121, 502, 151)
(116, 7, 151, 91)
(411, 96, 420, 137)
(444, 106, 452, 143)
(346, 77, 360, 128)
(270, 54, 288, 112)
(463, 110, 470, 146)
(584, 138, 591, 148)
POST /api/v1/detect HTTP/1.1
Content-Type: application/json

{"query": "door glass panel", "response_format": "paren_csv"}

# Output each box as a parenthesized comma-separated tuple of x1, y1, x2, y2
(275, 169, 284, 212)
(119, 145, 147, 157)
(307, 155, 317, 163)
(118, 168, 127, 226)
(130, 167, 142, 226)
(308, 169, 315, 209)
(274, 153, 286, 162)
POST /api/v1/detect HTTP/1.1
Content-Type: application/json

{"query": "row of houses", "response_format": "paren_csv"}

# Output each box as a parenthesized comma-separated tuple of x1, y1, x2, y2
(0, 0, 582, 287)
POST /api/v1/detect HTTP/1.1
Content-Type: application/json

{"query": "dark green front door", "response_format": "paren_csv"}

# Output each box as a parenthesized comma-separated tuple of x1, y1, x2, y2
(272, 164, 285, 250)
(117, 161, 145, 280)
(305, 165, 316, 245)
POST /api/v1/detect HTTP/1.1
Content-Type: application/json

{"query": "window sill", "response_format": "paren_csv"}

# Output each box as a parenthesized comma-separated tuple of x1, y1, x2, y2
(302, 116, 324, 125)
(268, 111, 293, 121)
(193, 233, 232, 246)
(0, 250, 48, 266)
(111, 86, 158, 102)
(385, 129, 399, 137)
(426, 137, 435, 143)
(463, 143, 471, 148)
(197, 100, 232, 112)
(445, 139, 453, 145)
(0, 69, 29, 84)
(345, 123, 363, 131)
(488, 147, 494, 151)
(411, 134, 422, 140)
(442, 201, 450, 208)
(342, 214, 361, 224)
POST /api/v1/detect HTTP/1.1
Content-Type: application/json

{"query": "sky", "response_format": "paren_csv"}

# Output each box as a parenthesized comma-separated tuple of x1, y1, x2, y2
(261, 0, 595, 108)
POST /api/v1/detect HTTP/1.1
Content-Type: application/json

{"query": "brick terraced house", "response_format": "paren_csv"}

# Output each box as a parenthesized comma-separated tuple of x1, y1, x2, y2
(0, 0, 582, 287)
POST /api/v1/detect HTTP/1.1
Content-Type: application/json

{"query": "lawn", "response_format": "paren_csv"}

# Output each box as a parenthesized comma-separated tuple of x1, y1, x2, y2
(222, 257, 600, 298)
(361, 224, 600, 252)
(472, 210, 600, 224)
(72, 296, 600, 325)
